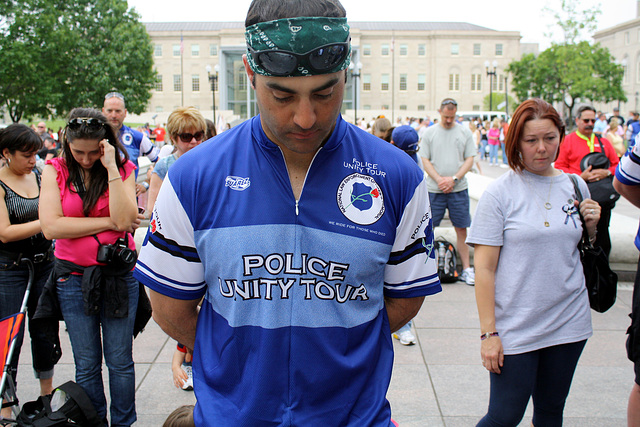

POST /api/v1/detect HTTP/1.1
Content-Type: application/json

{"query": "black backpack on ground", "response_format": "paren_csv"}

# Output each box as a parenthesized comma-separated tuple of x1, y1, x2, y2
(16, 381, 103, 427)
(435, 237, 459, 283)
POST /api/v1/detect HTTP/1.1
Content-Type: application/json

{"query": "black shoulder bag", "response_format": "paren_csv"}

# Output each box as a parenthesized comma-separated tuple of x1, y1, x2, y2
(569, 174, 618, 313)
(579, 136, 620, 208)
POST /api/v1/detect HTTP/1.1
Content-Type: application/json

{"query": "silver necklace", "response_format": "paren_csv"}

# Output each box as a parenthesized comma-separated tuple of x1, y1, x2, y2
(525, 173, 554, 227)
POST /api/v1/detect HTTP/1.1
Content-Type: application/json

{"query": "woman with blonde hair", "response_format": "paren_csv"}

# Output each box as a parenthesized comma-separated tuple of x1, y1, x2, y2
(605, 117, 625, 157)
(145, 107, 207, 218)
(371, 117, 393, 142)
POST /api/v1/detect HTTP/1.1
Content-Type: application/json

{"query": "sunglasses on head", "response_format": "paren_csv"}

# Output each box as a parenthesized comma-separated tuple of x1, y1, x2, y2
(441, 99, 458, 107)
(67, 117, 106, 131)
(105, 91, 125, 101)
(249, 41, 350, 77)
(177, 131, 205, 142)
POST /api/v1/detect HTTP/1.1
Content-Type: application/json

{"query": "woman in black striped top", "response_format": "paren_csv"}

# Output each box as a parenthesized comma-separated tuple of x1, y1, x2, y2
(0, 124, 56, 420)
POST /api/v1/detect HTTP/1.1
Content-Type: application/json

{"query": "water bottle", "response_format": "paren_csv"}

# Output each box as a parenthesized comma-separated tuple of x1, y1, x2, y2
(437, 244, 445, 271)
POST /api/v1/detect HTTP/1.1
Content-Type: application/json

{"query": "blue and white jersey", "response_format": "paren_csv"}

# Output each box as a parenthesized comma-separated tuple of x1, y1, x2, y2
(118, 124, 159, 169)
(616, 142, 640, 250)
(134, 115, 440, 426)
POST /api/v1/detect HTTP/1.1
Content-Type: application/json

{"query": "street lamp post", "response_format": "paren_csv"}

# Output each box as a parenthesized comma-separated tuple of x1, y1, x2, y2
(485, 60, 498, 112)
(206, 64, 220, 127)
(504, 75, 509, 118)
(349, 61, 362, 125)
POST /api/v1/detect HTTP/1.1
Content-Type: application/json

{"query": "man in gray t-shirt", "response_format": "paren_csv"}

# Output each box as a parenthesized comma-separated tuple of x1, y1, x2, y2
(420, 98, 477, 285)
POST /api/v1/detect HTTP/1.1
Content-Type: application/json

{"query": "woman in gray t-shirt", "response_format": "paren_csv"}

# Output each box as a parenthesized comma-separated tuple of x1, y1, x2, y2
(467, 99, 600, 426)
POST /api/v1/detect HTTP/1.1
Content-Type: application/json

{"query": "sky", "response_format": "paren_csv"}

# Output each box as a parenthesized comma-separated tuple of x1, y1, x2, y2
(128, 0, 636, 50)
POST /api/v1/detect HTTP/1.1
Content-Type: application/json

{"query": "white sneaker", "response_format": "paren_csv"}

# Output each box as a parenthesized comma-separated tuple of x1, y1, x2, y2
(460, 267, 475, 286)
(499, 164, 509, 169)
(181, 363, 193, 391)
(393, 330, 417, 346)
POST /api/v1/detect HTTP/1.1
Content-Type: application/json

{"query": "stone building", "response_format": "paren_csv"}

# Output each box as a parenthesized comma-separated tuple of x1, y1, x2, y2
(144, 21, 522, 125)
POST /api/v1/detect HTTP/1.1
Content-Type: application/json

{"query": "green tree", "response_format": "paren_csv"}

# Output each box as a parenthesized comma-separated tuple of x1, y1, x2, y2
(0, 0, 155, 122)
(507, 42, 625, 123)
(543, 0, 601, 44)
(482, 93, 519, 115)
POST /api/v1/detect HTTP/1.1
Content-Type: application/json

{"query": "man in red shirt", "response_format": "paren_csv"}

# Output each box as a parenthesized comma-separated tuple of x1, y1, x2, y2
(556, 105, 619, 256)
(153, 125, 166, 145)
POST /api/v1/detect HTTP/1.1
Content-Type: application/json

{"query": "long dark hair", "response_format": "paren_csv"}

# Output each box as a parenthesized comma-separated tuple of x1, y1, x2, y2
(61, 108, 129, 216)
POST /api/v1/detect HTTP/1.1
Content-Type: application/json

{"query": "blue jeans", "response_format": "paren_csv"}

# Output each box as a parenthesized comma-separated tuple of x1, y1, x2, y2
(0, 256, 55, 382)
(57, 272, 138, 427)
(477, 340, 586, 427)
(488, 144, 499, 164)
(500, 141, 508, 164)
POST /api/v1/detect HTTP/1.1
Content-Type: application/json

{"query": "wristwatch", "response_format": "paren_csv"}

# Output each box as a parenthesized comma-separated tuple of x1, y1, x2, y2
(452, 175, 459, 183)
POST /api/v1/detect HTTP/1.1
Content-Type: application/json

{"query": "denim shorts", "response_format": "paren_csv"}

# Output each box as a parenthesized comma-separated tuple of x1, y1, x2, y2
(428, 189, 471, 228)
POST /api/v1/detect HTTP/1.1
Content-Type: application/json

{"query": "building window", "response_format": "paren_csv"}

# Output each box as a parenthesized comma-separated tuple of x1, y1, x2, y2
(473, 105, 480, 111)
(155, 106, 164, 113)
(451, 43, 459, 55)
(399, 74, 407, 91)
(449, 73, 460, 91)
(154, 44, 162, 57)
(173, 74, 182, 91)
(382, 104, 389, 110)
(363, 74, 371, 91)
(473, 43, 481, 56)
(495, 44, 503, 56)
(400, 44, 408, 56)
(210, 44, 218, 56)
(400, 105, 407, 111)
(363, 44, 371, 56)
(191, 44, 200, 57)
(381, 44, 390, 56)
(154, 75, 163, 92)
(381, 74, 389, 91)
(363, 105, 371, 110)
(636, 56, 640, 84)
(626, 31, 630, 45)
(498, 74, 505, 91)
(418, 44, 426, 56)
(173, 44, 181, 57)
(192, 74, 200, 92)
(418, 105, 425, 111)
(471, 73, 482, 92)
(238, 70, 247, 91)
(624, 58, 629, 84)
(417, 74, 426, 91)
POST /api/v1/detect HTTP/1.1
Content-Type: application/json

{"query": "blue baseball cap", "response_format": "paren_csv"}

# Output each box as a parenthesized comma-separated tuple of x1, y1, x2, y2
(391, 125, 420, 163)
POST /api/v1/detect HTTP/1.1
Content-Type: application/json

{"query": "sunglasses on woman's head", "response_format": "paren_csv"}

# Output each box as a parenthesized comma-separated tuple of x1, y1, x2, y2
(177, 131, 205, 142)
(67, 118, 106, 131)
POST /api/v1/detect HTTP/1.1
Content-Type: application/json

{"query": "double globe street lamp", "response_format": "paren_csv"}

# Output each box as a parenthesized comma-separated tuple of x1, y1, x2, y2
(484, 60, 498, 112)
(205, 64, 220, 127)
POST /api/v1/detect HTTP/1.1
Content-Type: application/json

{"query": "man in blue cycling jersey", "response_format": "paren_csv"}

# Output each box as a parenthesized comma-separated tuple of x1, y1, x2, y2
(103, 91, 159, 195)
(134, 0, 441, 425)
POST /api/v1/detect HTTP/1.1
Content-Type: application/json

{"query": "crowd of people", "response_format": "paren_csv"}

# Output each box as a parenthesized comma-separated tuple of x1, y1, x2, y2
(3, 0, 640, 426)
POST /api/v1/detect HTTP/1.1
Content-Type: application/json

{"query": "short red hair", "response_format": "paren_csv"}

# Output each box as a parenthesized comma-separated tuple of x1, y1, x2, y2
(506, 98, 565, 172)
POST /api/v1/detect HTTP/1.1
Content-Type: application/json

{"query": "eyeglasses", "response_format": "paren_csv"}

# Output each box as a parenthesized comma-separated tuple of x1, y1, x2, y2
(248, 41, 350, 77)
(67, 117, 106, 130)
(582, 118, 596, 123)
(177, 131, 205, 142)
(104, 92, 125, 101)
(441, 99, 458, 107)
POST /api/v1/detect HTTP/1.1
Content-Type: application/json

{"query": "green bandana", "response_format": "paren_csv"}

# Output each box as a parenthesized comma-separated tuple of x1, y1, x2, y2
(245, 17, 351, 77)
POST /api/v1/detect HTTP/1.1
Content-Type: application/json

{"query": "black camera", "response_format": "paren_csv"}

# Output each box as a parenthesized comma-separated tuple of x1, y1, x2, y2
(96, 237, 136, 265)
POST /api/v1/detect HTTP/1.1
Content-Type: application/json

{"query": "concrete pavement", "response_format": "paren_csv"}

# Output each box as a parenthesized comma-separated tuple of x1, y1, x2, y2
(13, 281, 633, 426)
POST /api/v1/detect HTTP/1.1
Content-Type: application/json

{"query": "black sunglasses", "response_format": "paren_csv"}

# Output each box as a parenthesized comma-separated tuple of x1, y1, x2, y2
(404, 145, 420, 155)
(248, 41, 350, 77)
(582, 118, 596, 123)
(177, 131, 205, 142)
(67, 117, 106, 130)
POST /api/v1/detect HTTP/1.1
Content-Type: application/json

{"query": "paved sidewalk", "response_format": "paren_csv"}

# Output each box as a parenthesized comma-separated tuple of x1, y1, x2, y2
(13, 281, 632, 426)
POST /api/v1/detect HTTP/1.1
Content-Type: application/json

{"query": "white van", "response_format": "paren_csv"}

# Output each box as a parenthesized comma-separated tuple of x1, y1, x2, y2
(458, 111, 507, 124)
